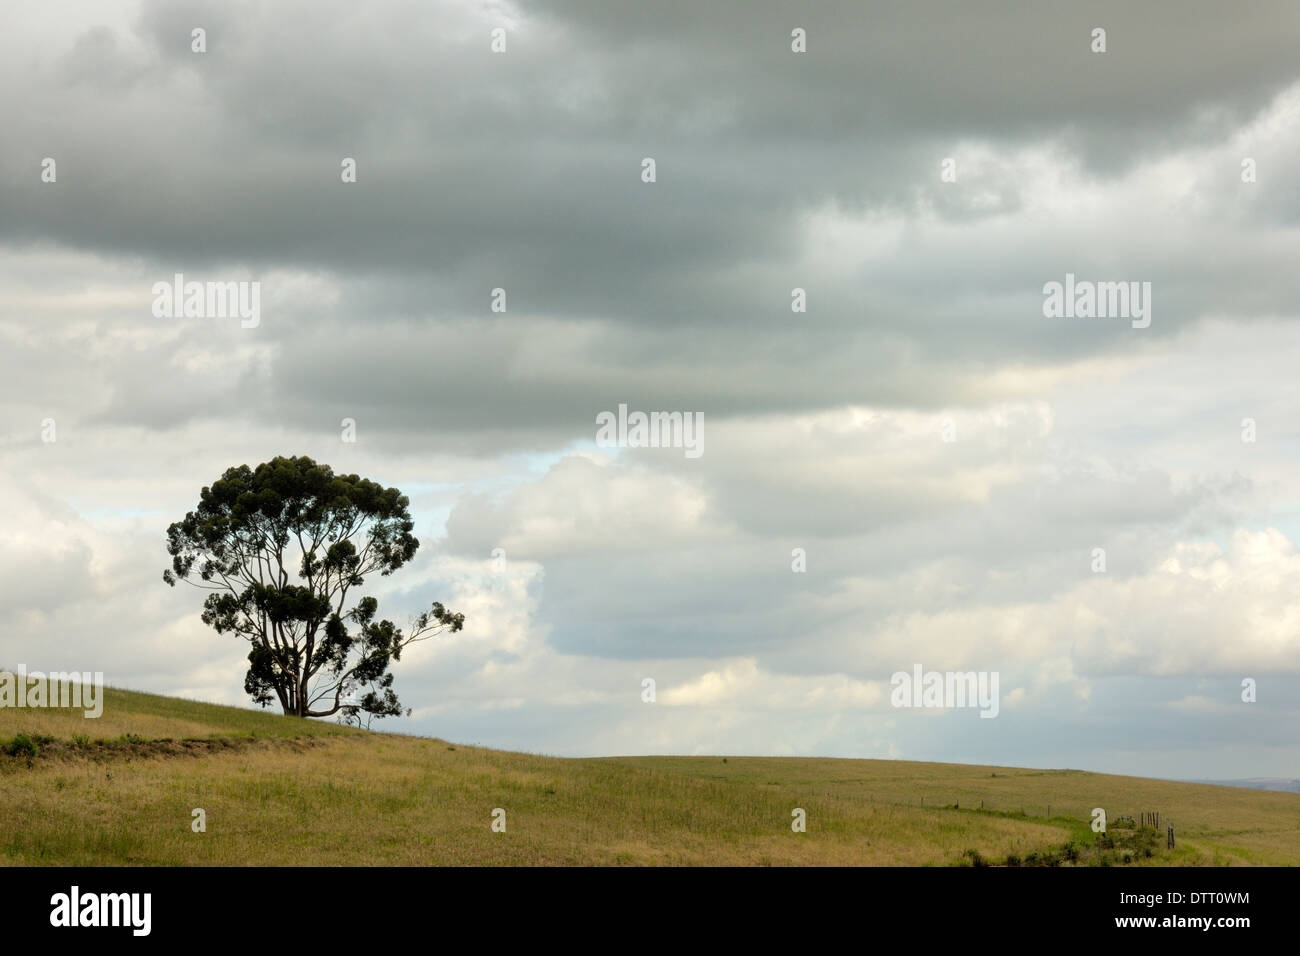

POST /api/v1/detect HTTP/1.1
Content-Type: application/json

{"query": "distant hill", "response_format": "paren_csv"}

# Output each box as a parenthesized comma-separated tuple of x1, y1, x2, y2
(1189, 778, 1300, 794)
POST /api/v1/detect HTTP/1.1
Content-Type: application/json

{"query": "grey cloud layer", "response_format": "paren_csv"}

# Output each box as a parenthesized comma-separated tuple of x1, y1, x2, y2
(4, 2, 1300, 444)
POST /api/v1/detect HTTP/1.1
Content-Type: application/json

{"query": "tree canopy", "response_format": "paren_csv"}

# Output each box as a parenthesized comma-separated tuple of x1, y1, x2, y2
(164, 455, 463, 721)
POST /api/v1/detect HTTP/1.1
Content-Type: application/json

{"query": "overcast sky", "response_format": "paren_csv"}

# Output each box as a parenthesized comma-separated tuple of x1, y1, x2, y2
(3, 0, 1300, 780)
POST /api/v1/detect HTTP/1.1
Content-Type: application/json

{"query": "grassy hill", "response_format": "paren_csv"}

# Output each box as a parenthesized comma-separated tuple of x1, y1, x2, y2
(2, 682, 1298, 866)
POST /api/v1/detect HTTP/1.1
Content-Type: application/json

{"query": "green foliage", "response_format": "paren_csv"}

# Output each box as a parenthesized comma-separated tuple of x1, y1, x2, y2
(5, 734, 38, 758)
(164, 455, 464, 720)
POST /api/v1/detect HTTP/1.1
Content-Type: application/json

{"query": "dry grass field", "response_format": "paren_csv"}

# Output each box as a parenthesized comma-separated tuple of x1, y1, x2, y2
(2, 679, 1297, 866)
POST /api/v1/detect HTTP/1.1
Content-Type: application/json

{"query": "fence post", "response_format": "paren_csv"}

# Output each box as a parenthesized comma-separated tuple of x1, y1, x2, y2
(1167, 825, 1175, 850)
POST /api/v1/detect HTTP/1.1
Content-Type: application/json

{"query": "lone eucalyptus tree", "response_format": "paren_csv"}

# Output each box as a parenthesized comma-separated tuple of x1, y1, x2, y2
(164, 455, 463, 722)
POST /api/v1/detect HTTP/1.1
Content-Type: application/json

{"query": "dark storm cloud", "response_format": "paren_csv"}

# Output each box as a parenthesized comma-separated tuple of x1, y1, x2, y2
(2, 0, 1297, 418)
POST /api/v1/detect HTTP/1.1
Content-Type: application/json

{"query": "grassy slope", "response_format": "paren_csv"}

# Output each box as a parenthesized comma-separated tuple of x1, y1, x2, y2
(2, 684, 1297, 866)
